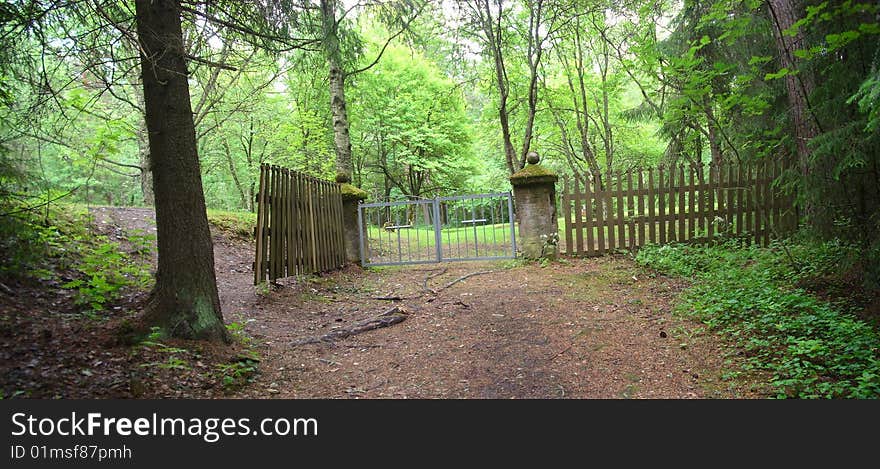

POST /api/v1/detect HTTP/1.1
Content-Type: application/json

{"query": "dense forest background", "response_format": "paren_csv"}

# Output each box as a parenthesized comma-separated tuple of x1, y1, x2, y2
(2, 0, 875, 236)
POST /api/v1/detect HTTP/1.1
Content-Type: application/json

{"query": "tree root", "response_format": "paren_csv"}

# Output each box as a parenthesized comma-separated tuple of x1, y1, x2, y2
(291, 306, 408, 347)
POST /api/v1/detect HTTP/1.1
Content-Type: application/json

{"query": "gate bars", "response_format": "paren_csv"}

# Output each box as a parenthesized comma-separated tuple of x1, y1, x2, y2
(358, 192, 517, 267)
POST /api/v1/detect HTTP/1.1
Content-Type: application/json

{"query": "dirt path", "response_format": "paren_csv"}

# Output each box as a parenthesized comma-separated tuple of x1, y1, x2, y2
(94, 207, 752, 398)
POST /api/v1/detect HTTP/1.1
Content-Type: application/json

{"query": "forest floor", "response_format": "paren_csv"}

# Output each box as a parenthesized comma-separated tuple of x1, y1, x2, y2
(1, 207, 762, 399)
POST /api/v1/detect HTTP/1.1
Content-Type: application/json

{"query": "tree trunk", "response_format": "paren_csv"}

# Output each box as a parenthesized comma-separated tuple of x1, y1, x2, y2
(478, 0, 518, 175)
(138, 140, 154, 206)
(322, 0, 353, 180)
(135, 86, 154, 206)
(705, 105, 723, 166)
(134, 0, 227, 342)
(768, 0, 818, 178)
(222, 138, 249, 210)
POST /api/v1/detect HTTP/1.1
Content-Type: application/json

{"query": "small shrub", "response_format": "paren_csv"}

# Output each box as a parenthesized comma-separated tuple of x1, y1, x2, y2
(216, 351, 260, 391)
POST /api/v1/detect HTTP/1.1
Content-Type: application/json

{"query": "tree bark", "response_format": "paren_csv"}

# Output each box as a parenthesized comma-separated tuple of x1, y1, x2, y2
(768, 0, 818, 177)
(138, 132, 154, 206)
(477, 0, 518, 175)
(134, 86, 154, 206)
(322, 0, 353, 180)
(134, 0, 227, 342)
(705, 103, 723, 166)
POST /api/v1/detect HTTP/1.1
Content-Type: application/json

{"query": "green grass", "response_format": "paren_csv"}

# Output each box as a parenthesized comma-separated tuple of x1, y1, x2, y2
(207, 209, 257, 239)
(366, 222, 515, 249)
(636, 239, 880, 398)
(364, 221, 517, 262)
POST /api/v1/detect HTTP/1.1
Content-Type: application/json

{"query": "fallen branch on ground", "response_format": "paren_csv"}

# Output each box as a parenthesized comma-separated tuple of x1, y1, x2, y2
(437, 271, 494, 292)
(290, 306, 408, 347)
(422, 267, 448, 294)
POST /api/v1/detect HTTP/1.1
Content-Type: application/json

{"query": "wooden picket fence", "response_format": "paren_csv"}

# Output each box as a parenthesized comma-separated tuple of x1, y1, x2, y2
(254, 164, 345, 284)
(561, 160, 797, 256)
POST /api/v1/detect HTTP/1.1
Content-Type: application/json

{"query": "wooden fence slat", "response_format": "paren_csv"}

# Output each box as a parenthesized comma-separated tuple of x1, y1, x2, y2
(666, 165, 680, 243)
(266, 166, 275, 281)
(773, 159, 782, 239)
(637, 170, 645, 248)
(254, 165, 267, 284)
(573, 177, 584, 255)
(626, 170, 635, 250)
(322, 181, 331, 271)
(648, 168, 656, 244)
(706, 161, 718, 244)
(594, 174, 605, 255)
(277, 167, 286, 279)
(336, 183, 343, 267)
(314, 180, 323, 272)
(762, 160, 771, 246)
(616, 171, 625, 250)
(290, 172, 300, 275)
(292, 172, 300, 271)
(743, 163, 752, 243)
(584, 176, 596, 256)
(755, 161, 763, 239)
(688, 164, 696, 241)
(275, 167, 284, 280)
(563, 177, 573, 254)
(678, 165, 686, 242)
(270, 166, 280, 281)
(302, 174, 310, 272)
(603, 174, 613, 250)
(658, 166, 666, 245)
(335, 183, 345, 266)
(318, 181, 327, 271)
(281, 169, 289, 277)
(735, 163, 744, 239)
(325, 181, 335, 269)
(726, 163, 735, 237)
(697, 163, 705, 240)
(298, 172, 307, 273)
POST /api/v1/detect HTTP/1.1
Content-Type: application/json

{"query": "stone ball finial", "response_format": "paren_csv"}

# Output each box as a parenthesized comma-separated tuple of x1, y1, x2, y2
(526, 151, 540, 165)
(335, 172, 352, 184)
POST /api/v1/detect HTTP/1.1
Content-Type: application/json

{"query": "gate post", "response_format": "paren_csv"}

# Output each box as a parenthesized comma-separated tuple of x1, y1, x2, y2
(510, 152, 559, 260)
(338, 175, 368, 264)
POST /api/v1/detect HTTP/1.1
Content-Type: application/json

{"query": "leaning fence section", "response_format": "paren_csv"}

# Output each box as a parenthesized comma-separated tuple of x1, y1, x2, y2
(253, 164, 345, 284)
(561, 160, 797, 256)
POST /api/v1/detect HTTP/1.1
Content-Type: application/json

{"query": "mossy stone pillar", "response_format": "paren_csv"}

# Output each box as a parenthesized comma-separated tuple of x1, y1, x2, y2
(339, 178, 368, 264)
(509, 152, 559, 259)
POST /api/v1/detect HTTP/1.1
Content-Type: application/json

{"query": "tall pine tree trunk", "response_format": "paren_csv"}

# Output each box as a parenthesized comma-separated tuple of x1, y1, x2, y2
(768, 0, 818, 215)
(135, 0, 227, 342)
(322, 0, 353, 181)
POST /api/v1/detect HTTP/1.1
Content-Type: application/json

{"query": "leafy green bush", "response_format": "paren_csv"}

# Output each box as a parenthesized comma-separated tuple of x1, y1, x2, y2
(637, 240, 880, 398)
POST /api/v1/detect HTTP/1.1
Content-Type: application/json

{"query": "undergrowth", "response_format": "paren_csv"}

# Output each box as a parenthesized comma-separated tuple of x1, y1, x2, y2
(637, 239, 880, 398)
(206, 209, 256, 239)
(0, 202, 153, 316)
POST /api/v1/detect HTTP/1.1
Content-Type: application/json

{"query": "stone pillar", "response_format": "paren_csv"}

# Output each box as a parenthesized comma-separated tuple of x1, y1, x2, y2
(509, 152, 559, 259)
(338, 176, 368, 264)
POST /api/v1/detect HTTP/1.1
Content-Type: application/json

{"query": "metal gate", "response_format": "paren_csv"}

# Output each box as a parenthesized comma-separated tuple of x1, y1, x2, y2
(357, 192, 517, 267)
